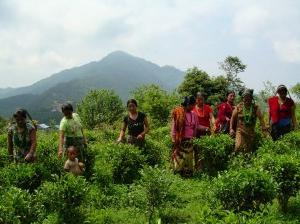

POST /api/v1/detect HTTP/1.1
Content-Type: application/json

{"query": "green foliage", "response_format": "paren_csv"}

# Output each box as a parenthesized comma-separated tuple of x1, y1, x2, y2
(129, 167, 176, 223)
(214, 169, 276, 212)
(92, 143, 145, 184)
(291, 82, 300, 100)
(132, 84, 180, 126)
(36, 174, 89, 224)
(219, 56, 246, 95)
(193, 134, 235, 175)
(77, 89, 124, 129)
(178, 67, 229, 105)
(86, 208, 146, 224)
(255, 153, 300, 212)
(0, 187, 37, 224)
(0, 116, 7, 133)
(0, 128, 299, 223)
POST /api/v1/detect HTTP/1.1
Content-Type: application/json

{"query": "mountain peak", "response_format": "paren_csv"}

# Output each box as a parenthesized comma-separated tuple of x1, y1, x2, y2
(104, 50, 133, 59)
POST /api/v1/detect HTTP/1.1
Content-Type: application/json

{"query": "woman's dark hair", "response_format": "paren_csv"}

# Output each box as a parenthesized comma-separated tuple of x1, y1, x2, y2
(13, 109, 27, 119)
(127, 99, 138, 107)
(196, 92, 206, 99)
(182, 96, 196, 107)
(276, 85, 288, 93)
(61, 103, 74, 113)
(226, 90, 235, 97)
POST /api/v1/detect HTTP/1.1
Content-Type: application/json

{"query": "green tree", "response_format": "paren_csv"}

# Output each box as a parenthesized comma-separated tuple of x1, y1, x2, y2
(177, 67, 228, 105)
(256, 81, 277, 112)
(0, 116, 7, 133)
(219, 56, 246, 95)
(132, 84, 180, 126)
(77, 89, 124, 129)
(291, 83, 300, 100)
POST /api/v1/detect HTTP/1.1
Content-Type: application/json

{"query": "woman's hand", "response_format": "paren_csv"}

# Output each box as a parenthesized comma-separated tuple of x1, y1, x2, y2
(58, 147, 63, 159)
(137, 134, 144, 140)
(116, 137, 123, 144)
(25, 152, 33, 162)
(230, 129, 235, 137)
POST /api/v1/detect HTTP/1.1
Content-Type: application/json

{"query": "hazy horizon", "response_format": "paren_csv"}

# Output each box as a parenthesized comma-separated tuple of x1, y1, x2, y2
(0, 0, 299, 91)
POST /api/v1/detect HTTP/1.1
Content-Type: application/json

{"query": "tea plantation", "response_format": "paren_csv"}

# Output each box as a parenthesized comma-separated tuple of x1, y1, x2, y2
(0, 127, 300, 224)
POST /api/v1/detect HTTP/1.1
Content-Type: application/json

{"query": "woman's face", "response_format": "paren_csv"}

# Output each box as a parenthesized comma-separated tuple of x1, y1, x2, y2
(227, 93, 235, 103)
(15, 115, 26, 127)
(63, 109, 73, 119)
(186, 103, 195, 112)
(278, 89, 287, 99)
(196, 96, 204, 106)
(128, 103, 137, 113)
(243, 95, 253, 105)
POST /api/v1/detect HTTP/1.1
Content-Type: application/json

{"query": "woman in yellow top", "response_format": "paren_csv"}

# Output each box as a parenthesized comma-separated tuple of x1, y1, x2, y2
(230, 89, 268, 153)
(58, 103, 87, 162)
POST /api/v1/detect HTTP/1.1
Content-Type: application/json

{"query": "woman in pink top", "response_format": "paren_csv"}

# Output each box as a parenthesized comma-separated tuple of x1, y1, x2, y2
(171, 96, 198, 177)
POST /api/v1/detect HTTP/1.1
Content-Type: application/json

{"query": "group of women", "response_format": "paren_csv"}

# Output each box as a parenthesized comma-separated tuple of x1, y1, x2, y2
(170, 85, 297, 176)
(6, 84, 297, 177)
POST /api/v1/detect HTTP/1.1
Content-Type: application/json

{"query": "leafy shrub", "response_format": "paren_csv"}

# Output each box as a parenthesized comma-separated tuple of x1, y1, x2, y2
(129, 167, 176, 223)
(142, 138, 169, 167)
(193, 134, 234, 175)
(0, 148, 11, 167)
(255, 153, 300, 212)
(86, 208, 146, 224)
(132, 84, 180, 126)
(0, 134, 7, 148)
(214, 168, 276, 212)
(280, 131, 300, 149)
(0, 187, 37, 224)
(77, 89, 124, 129)
(93, 143, 145, 184)
(257, 139, 294, 155)
(36, 174, 89, 224)
(0, 164, 43, 192)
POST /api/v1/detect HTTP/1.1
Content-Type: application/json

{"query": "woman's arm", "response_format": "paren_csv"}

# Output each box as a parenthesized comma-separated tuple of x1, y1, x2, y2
(7, 132, 14, 159)
(29, 129, 37, 154)
(81, 128, 87, 145)
(291, 105, 298, 130)
(25, 129, 37, 161)
(137, 117, 150, 139)
(230, 108, 238, 136)
(58, 131, 65, 158)
(171, 118, 176, 143)
(256, 107, 267, 131)
(209, 112, 215, 130)
(117, 122, 127, 143)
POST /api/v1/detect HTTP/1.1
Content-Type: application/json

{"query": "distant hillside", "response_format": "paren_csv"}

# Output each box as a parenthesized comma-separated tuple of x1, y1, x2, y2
(0, 51, 184, 123)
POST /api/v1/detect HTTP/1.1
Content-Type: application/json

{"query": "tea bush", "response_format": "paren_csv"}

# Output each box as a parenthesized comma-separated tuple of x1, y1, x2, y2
(0, 187, 37, 224)
(214, 168, 277, 211)
(193, 134, 234, 175)
(36, 174, 89, 224)
(255, 153, 300, 212)
(92, 143, 145, 184)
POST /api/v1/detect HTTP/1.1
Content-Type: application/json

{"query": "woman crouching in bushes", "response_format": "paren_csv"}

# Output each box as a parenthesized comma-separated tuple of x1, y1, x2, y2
(117, 99, 149, 148)
(171, 96, 198, 177)
(8, 109, 37, 163)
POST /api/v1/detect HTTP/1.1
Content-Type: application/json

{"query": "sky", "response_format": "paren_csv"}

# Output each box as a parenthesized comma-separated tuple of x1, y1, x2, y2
(0, 0, 299, 91)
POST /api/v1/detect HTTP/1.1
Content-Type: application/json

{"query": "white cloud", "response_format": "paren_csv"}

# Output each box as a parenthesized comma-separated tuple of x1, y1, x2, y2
(273, 39, 300, 63)
(233, 5, 271, 36)
(0, 0, 299, 89)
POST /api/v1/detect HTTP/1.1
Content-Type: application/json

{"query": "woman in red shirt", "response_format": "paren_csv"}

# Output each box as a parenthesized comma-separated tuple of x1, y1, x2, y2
(193, 92, 215, 137)
(215, 91, 236, 134)
(268, 85, 297, 140)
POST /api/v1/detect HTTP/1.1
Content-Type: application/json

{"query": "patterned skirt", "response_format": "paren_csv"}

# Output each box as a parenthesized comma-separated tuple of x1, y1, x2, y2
(172, 139, 194, 175)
